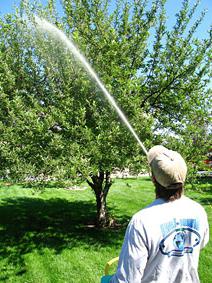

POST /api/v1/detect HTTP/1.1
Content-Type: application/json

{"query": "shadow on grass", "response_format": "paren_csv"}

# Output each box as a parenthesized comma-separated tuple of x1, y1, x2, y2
(186, 179, 212, 207)
(195, 192, 212, 207)
(198, 197, 212, 206)
(20, 180, 81, 189)
(0, 197, 128, 280)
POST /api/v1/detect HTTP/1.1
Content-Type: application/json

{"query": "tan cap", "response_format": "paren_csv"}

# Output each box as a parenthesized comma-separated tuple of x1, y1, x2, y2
(147, 145, 187, 189)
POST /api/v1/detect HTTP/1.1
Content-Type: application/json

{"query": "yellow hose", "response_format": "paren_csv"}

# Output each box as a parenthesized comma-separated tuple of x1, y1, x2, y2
(104, 257, 119, 275)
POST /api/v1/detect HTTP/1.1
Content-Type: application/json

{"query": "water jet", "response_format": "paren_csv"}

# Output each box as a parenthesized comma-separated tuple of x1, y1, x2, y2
(33, 16, 148, 156)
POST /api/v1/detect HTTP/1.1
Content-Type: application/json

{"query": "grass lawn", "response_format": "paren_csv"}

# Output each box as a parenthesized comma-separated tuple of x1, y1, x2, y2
(0, 177, 211, 283)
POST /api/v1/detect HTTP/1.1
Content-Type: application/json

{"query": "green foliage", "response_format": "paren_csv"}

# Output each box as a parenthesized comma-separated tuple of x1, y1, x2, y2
(0, 1, 154, 181)
(0, 0, 211, 186)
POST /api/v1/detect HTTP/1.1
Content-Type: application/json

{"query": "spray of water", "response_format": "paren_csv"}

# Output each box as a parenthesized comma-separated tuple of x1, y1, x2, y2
(33, 16, 148, 156)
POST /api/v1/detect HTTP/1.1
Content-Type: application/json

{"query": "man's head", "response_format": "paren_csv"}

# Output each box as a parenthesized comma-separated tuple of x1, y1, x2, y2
(147, 145, 187, 200)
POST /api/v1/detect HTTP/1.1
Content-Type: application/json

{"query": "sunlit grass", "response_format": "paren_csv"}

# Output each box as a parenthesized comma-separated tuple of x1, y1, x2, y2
(0, 177, 211, 282)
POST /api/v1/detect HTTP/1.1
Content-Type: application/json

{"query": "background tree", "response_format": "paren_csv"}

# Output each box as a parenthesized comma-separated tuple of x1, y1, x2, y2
(0, 0, 211, 226)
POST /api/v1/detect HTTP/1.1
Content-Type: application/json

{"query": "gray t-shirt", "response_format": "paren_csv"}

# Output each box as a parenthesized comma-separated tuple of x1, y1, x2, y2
(110, 196, 209, 283)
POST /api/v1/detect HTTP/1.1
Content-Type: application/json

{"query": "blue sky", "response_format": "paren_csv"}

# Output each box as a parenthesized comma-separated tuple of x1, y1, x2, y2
(0, 0, 211, 40)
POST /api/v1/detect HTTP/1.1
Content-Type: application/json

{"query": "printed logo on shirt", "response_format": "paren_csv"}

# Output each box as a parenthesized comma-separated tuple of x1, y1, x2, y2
(159, 218, 201, 257)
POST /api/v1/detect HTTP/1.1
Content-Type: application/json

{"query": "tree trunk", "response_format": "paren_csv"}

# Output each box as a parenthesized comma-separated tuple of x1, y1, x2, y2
(87, 170, 112, 227)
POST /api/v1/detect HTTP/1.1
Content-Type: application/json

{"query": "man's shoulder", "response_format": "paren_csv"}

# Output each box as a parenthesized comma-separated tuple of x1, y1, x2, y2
(180, 196, 206, 211)
(131, 196, 206, 224)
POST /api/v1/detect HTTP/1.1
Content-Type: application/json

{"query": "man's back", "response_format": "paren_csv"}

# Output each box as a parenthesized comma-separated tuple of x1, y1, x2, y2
(107, 146, 209, 283)
(112, 196, 209, 283)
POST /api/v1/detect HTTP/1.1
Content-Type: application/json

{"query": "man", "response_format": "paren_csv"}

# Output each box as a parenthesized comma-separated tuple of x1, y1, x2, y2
(101, 145, 209, 283)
